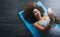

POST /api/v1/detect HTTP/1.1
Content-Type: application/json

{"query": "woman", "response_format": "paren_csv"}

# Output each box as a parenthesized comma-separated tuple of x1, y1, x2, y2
(23, 3, 60, 37)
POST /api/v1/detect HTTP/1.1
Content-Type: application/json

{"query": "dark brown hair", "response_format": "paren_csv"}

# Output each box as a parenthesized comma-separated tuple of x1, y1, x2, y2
(23, 3, 44, 23)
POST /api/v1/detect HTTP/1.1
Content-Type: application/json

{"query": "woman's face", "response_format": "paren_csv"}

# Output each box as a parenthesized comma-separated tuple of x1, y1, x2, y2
(33, 9, 41, 19)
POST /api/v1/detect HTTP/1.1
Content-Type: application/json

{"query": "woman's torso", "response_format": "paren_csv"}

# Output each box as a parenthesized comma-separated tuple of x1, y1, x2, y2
(37, 14, 50, 28)
(37, 15, 60, 37)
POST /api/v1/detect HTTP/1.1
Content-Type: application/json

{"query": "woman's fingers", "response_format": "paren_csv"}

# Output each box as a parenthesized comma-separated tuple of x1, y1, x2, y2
(48, 8, 53, 13)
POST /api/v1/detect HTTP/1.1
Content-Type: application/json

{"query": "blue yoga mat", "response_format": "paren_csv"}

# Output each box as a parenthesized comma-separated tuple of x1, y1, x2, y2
(19, 1, 60, 37)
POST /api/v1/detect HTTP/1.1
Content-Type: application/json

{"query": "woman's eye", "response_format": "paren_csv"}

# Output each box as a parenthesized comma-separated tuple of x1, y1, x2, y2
(33, 11, 36, 13)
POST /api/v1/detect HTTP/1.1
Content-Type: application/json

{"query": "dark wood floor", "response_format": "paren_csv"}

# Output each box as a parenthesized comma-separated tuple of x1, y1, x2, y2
(0, 0, 60, 37)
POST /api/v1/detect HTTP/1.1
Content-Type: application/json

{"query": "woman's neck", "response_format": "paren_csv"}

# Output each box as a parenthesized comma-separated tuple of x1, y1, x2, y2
(37, 17, 42, 21)
(37, 14, 48, 21)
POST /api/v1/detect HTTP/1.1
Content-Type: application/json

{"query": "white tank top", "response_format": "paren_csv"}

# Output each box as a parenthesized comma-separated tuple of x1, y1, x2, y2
(37, 16, 60, 37)
(38, 16, 50, 28)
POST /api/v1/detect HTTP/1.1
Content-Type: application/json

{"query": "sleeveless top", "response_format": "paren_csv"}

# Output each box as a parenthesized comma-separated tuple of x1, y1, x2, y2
(37, 15, 60, 37)
(38, 16, 50, 28)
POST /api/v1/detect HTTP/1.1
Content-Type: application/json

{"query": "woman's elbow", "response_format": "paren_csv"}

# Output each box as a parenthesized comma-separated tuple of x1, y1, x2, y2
(34, 23, 45, 32)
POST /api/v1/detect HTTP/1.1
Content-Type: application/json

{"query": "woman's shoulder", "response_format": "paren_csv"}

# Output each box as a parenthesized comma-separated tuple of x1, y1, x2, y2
(34, 14, 48, 23)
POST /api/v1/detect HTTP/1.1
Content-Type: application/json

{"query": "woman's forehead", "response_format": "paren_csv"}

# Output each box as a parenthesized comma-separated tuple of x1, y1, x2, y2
(33, 9, 39, 12)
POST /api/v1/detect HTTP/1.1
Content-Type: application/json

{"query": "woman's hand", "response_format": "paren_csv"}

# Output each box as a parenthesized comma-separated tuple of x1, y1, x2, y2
(48, 8, 55, 25)
(49, 15, 55, 25)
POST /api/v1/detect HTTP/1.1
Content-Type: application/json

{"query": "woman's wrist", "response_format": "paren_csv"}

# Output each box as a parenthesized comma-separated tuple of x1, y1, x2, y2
(48, 21, 54, 26)
(49, 24, 53, 27)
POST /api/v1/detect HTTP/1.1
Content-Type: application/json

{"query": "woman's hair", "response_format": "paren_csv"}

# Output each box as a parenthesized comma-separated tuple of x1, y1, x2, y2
(23, 3, 44, 23)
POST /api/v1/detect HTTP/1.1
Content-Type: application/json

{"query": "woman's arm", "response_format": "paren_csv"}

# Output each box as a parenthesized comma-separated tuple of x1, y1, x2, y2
(34, 22, 44, 31)
(48, 8, 60, 24)
(34, 22, 53, 32)
(48, 11, 60, 24)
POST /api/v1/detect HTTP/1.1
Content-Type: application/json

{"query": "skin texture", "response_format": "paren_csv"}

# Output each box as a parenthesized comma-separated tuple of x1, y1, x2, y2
(33, 9, 41, 20)
(33, 8, 60, 33)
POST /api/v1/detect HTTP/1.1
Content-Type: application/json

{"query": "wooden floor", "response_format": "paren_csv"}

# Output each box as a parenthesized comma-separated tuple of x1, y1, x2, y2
(0, 0, 60, 37)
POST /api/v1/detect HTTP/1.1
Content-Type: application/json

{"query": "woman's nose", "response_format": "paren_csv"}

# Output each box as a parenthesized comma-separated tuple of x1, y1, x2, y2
(36, 13, 39, 16)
